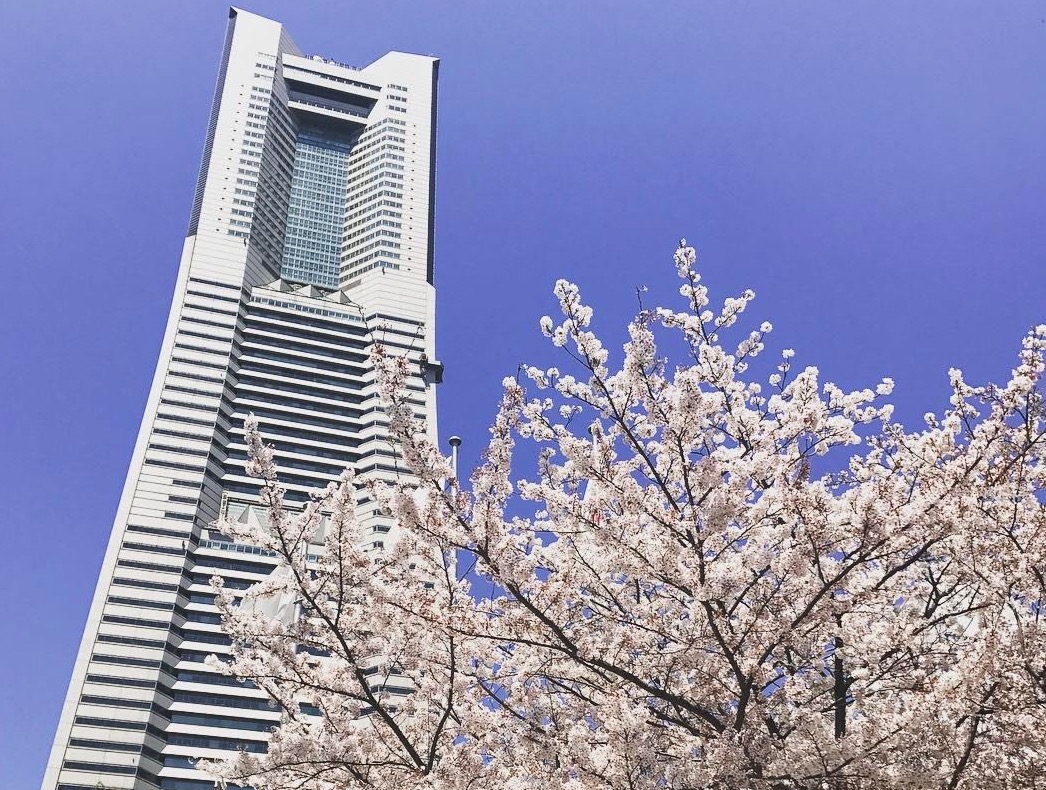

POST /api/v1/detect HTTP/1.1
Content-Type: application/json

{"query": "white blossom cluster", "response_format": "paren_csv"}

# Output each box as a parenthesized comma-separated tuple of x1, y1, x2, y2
(207, 245, 1046, 790)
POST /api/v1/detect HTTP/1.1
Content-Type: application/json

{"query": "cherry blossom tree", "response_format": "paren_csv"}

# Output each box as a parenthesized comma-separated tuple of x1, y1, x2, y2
(208, 243, 1046, 790)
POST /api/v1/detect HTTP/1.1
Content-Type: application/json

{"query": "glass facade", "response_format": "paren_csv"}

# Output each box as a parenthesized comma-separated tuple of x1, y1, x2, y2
(279, 131, 353, 288)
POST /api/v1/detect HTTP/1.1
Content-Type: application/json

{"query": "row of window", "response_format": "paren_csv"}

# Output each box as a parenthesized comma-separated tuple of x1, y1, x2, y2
(112, 576, 181, 594)
(80, 694, 153, 711)
(68, 736, 144, 752)
(161, 777, 250, 790)
(169, 732, 266, 753)
(351, 140, 407, 166)
(284, 62, 378, 92)
(345, 243, 402, 266)
(170, 352, 228, 373)
(177, 669, 255, 688)
(126, 523, 193, 540)
(115, 559, 182, 576)
(346, 188, 404, 213)
(342, 227, 402, 256)
(347, 160, 405, 186)
(350, 133, 406, 161)
(173, 690, 278, 711)
(346, 149, 404, 178)
(242, 348, 366, 382)
(286, 177, 347, 197)
(240, 338, 366, 370)
(347, 207, 403, 229)
(170, 711, 275, 732)
(348, 186, 405, 214)
(123, 540, 185, 557)
(241, 356, 364, 389)
(222, 461, 350, 492)
(233, 403, 359, 433)
(246, 307, 370, 340)
(225, 448, 347, 478)
(347, 250, 402, 267)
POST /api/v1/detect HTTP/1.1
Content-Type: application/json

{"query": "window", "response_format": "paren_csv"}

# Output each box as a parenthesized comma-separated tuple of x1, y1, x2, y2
(169, 733, 267, 753)
(90, 653, 163, 670)
(68, 737, 141, 752)
(62, 761, 137, 775)
(80, 694, 153, 710)
(170, 712, 276, 732)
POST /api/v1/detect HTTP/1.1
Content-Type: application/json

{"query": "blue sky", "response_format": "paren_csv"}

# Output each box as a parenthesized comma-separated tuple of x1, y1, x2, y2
(1, 2, 1043, 787)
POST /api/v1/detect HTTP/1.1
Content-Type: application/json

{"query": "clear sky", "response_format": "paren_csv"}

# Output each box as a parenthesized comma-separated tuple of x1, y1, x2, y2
(1, 2, 1043, 787)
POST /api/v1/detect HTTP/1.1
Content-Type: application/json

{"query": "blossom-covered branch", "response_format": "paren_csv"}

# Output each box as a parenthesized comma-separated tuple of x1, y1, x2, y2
(208, 243, 1046, 790)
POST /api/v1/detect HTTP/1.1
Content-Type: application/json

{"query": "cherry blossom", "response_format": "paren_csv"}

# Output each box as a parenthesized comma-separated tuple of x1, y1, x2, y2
(207, 244, 1045, 790)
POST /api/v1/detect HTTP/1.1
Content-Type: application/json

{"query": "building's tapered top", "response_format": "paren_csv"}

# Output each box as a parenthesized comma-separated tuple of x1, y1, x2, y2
(189, 7, 439, 292)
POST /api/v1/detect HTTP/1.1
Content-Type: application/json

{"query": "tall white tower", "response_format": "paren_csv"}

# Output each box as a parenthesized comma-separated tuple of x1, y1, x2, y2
(42, 9, 441, 790)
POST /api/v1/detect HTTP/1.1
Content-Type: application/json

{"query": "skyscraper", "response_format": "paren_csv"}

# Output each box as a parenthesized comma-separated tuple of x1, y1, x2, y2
(42, 9, 440, 790)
